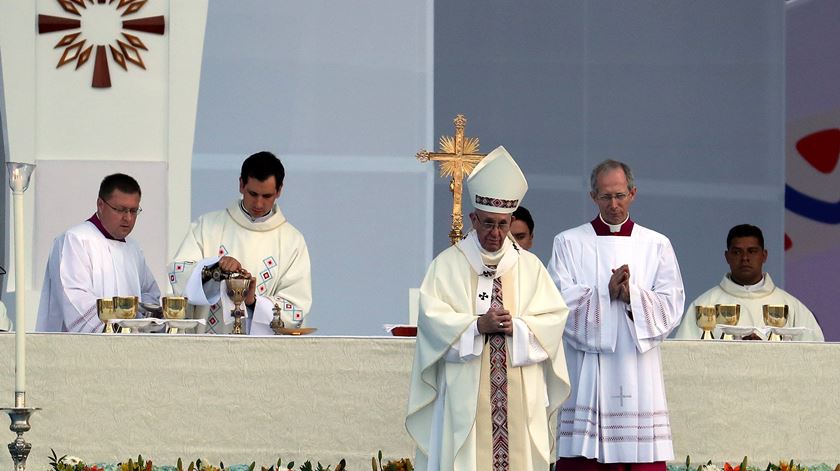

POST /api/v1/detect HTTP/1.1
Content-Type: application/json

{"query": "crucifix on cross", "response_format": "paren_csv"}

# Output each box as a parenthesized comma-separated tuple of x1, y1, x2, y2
(611, 385, 632, 407)
(417, 114, 486, 245)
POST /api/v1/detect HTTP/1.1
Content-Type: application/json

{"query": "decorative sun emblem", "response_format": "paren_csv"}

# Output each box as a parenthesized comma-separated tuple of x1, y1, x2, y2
(38, 0, 166, 89)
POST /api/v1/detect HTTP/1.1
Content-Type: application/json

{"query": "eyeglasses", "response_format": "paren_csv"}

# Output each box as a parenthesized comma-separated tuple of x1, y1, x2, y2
(101, 198, 142, 216)
(596, 192, 628, 202)
(476, 218, 510, 232)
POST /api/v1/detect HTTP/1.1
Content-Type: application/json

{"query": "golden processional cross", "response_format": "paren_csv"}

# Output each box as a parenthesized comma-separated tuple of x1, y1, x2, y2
(417, 114, 486, 245)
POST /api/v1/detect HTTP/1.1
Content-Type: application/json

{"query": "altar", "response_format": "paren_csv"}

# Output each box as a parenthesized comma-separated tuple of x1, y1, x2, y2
(0, 334, 837, 469)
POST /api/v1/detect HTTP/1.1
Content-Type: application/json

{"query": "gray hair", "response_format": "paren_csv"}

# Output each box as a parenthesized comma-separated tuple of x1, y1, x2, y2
(590, 159, 635, 193)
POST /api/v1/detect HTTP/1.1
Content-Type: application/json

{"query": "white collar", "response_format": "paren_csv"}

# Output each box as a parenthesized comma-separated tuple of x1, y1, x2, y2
(599, 213, 630, 233)
(239, 200, 276, 223)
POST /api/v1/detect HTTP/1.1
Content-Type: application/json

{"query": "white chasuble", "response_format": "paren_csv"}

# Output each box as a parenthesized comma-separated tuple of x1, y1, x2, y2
(406, 232, 571, 471)
(675, 273, 824, 341)
(169, 200, 312, 334)
(548, 219, 685, 463)
(36, 221, 161, 333)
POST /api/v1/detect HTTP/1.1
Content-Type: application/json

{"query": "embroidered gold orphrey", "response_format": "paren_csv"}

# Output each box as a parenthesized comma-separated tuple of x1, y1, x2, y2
(38, 0, 166, 89)
(417, 114, 486, 245)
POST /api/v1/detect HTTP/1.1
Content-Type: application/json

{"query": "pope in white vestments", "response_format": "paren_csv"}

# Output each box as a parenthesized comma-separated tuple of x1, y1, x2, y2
(37, 174, 161, 333)
(406, 146, 571, 471)
(548, 160, 684, 470)
(674, 224, 824, 342)
(169, 152, 312, 334)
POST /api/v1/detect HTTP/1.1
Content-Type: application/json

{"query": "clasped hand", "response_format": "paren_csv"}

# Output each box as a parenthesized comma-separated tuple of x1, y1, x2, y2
(477, 307, 513, 335)
(219, 256, 257, 306)
(609, 264, 631, 304)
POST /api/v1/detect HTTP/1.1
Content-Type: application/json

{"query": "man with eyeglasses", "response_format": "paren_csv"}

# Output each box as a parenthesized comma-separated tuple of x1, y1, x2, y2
(407, 146, 570, 471)
(548, 160, 685, 471)
(36, 173, 161, 332)
(169, 151, 311, 334)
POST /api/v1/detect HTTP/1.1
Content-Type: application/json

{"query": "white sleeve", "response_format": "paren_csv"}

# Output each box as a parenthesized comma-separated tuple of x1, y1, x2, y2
(444, 320, 483, 362)
(180, 256, 222, 306)
(510, 318, 549, 367)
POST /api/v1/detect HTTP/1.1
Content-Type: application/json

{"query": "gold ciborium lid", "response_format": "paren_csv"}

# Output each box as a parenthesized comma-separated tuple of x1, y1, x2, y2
(162, 296, 188, 320)
(715, 304, 741, 326)
(763, 304, 789, 328)
(695, 306, 717, 332)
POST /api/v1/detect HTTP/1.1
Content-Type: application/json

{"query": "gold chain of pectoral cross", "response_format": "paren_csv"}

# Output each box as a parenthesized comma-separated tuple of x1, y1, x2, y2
(416, 114, 486, 245)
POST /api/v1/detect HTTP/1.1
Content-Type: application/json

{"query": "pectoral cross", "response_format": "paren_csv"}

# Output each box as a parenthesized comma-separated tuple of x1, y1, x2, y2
(611, 385, 632, 407)
(417, 114, 486, 245)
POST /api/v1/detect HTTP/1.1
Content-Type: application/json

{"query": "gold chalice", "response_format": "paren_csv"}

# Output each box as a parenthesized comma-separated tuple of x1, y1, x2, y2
(112, 296, 138, 333)
(226, 277, 251, 335)
(715, 304, 741, 340)
(162, 296, 188, 334)
(695, 306, 717, 340)
(97, 298, 116, 333)
(763, 304, 789, 341)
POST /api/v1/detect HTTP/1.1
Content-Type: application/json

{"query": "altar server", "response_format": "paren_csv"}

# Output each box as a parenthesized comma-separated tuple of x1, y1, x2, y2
(37, 174, 161, 332)
(169, 151, 311, 335)
(548, 159, 685, 470)
(674, 224, 823, 341)
(406, 146, 570, 471)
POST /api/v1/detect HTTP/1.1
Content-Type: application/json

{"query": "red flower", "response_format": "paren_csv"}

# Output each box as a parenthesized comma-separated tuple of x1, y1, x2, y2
(723, 463, 740, 471)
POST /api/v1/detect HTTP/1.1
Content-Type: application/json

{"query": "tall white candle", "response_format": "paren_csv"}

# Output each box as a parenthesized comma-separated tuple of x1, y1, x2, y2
(8, 162, 35, 408)
(13, 191, 25, 407)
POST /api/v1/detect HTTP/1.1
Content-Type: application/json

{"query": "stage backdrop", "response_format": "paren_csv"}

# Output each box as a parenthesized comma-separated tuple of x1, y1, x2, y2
(189, 1, 435, 335)
(0, 0, 208, 328)
(785, 0, 840, 341)
(434, 1, 787, 328)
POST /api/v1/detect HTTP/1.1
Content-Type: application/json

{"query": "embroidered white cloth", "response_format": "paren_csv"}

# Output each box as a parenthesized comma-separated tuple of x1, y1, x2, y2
(36, 221, 161, 333)
(169, 199, 312, 335)
(548, 221, 685, 463)
(674, 273, 824, 341)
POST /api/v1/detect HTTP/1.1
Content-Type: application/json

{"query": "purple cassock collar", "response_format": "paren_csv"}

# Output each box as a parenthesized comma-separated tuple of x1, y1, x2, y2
(590, 216, 634, 237)
(87, 213, 126, 242)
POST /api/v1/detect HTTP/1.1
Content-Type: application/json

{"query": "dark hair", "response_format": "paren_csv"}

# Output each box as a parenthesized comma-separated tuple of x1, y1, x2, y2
(726, 224, 764, 249)
(512, 206, 534, 234)
(590, 159, 635, 193)
(98, 173, 141, 200)
(240, 151, 285, 190)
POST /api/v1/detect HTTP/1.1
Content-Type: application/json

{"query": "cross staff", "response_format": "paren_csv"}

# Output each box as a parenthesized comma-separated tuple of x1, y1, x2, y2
(417, 114, 486, 245)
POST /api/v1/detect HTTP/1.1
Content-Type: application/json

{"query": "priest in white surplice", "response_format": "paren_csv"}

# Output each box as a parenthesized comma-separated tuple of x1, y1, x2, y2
(406, 146, 571, 471)
(674, 224, 824, 341)
(169, 151, 311, 335)
(548, 160, 685, 471)
(37, 174, 161, 332)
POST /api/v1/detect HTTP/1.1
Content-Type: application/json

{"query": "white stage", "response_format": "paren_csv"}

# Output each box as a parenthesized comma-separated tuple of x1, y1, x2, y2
(0, 335, 837, 469)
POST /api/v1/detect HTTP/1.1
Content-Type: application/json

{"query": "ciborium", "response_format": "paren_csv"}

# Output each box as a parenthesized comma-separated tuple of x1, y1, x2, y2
(695, 306, 717, 340)
(763, 304, 789, 341)
(715, 304, 741, 340)
(226, 276, 251, 335)
(97, 298, 117, 333)
(162, 296, 188, 334)
(113, 296, 138, 333)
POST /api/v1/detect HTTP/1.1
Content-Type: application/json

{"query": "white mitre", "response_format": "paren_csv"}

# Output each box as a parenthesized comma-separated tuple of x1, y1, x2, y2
(466, 145, 528, 214)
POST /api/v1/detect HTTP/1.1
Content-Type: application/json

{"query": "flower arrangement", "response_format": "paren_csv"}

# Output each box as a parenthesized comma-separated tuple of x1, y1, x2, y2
(679, 456, 840, 471)
(48, 449, 106, 471)
(47, 450, 349, 471)
(371, 450, 413, 471)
